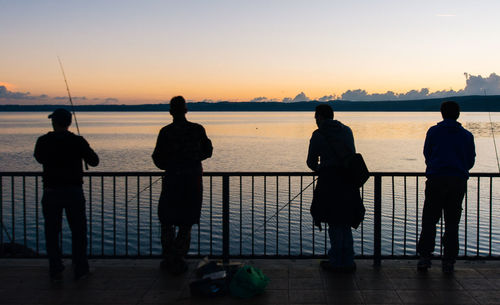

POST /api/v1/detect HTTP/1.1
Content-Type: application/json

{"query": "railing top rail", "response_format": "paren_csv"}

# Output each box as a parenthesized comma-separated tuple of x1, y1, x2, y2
(0, 171, 499, 177)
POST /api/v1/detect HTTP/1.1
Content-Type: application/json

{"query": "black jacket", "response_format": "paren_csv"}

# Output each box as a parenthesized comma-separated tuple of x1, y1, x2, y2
(34, 131, 99, 188)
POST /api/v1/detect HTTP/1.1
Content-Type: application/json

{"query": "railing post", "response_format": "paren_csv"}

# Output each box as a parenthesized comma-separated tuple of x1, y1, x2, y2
(222, 175, 230, 263)
(374, 174, 382, 266)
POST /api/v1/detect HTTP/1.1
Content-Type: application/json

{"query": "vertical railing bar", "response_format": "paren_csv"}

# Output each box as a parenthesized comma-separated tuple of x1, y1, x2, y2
(489, 177, 493, 257)
(197, 177, 201, 256)
(209, 176, 213, 256)
(312, 177, 316, 256)
(251, 176, 254, 256)
(276, 175, 279, 256)
(416, 176, 419, 254)
(391, 176, 395, 256)
(113, 176, 116, 256)
(439, 212, 443, 256)
(361, 184, 364, 256)
(477, 177, 480, 257)
(125, 176, 128, 257)
(374, 175, 382, 266)
(464, 186, 468, 256)
(403, 176, 407, 256)
(288, 175, 291, 256)
(137, 176, 140, 257)
(264, 176, 267, 256)
(240, 176, 243, 255)
(23, 176, 26, 247)
(101, 176, 104, 256)
(149, 176, 153, 257)
(35, 176, 39, 253)
(11, 176, 15, 243)
(0, 176, 3, 245)
(222, 175, 230, 263)
(299, 176, 303, 256)
(89, 176, 93, 256)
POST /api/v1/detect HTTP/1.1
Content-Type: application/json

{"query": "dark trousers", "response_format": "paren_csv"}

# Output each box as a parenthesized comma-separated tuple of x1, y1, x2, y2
(42, 187, 88, 276)
(417, 177, 467, 262)
(161, 224, 192, 260)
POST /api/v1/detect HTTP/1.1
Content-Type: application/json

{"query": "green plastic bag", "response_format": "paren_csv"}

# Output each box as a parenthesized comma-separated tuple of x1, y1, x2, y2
(229, 265, 269, 298)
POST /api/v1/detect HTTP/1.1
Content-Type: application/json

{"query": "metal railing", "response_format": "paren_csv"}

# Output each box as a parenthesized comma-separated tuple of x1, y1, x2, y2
(1, 172, 499, 264)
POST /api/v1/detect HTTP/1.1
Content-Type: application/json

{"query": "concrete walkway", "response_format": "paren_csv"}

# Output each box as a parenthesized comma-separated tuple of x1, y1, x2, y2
(1, 259, 499, 304)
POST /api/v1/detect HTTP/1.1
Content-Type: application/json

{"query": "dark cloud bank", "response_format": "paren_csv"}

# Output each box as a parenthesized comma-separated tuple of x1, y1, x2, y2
(250, 73, 500, 103)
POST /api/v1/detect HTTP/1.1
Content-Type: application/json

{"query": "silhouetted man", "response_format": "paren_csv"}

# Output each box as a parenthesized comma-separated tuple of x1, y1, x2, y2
(308, 104, 361, 272)
(152, 96, 213, 275)
(34, 108, 99, 281)
(417, 101, 475, 273)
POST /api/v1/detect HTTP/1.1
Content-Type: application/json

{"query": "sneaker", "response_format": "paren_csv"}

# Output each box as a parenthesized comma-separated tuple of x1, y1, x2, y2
(320, 260, 355, 273)
(442, 261, 455, 274)
(320, 260, 335, 272)
(417, 256, 432, 271)
(50, 265, 65, 283)
(74, 267, 90, 280)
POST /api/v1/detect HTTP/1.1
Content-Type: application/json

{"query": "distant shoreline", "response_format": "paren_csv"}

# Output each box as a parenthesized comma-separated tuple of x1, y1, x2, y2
(1, 95, 500, 112)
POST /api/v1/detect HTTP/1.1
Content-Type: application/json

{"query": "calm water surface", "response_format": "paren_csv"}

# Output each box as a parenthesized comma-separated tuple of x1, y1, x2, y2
(1, 112, 499, 257)
(1, 111, 500, 172)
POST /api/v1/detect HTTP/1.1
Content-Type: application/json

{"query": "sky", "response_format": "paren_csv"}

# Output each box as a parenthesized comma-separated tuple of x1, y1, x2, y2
(1, 0, 500, 104)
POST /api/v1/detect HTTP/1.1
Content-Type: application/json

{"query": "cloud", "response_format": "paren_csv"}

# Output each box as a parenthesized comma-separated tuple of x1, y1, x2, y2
(54, 96, 87, 100)
(282, 92, 311, 103)
(0, 86, 35, 100)
(464, 73, 500, 95)
(102, 98, 119, 104)
(338, 73, 500, 101)
(317, 95, 338, 102)
(249, 96, 269, 103)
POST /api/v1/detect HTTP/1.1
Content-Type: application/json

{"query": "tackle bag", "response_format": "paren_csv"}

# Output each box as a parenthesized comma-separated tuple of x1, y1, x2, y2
(229, 265, 269, 298)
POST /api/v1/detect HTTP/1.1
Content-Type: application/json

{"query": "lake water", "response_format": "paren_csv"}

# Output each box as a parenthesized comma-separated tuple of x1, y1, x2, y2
(1, 111, 499, 257)
(1, 111, 500, 172)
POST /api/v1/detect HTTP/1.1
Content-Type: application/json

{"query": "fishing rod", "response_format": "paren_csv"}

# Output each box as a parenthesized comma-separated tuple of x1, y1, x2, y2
(243, 176, 318, 241)
(488, 112, 500, 173)
(1, 221, 12, 243)
(57, 56, 88, 170)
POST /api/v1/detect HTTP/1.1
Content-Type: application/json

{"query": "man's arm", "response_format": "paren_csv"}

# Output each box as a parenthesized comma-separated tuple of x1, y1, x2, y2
(467, 133, 476, 170)
(152, 130, 168, 170)
(200, 126, 213, 161)
(81, 137, 99, 167)
(423, 128, 433, 166)
(306, 133, 320, 172)
(34, 137, 46, 164)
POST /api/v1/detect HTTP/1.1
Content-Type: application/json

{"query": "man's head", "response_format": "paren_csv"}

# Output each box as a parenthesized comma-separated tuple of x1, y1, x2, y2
(48, 108, 72, 130)
(314, 104, 334, 127)
(441, 101, 460, 120)
(169, 96, 187, 118)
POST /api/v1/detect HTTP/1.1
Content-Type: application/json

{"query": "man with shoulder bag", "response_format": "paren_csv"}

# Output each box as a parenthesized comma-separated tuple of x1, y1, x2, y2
(307, 104, 365, 272)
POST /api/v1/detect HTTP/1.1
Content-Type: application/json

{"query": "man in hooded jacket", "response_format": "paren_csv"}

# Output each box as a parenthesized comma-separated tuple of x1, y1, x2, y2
(307, 104, 361, 272)
(152, 96, 213, 274)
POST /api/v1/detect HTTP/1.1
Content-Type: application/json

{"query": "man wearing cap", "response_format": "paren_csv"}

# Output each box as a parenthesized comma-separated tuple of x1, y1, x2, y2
(152, 96, 213, 274)
(34, 108, 99, 281)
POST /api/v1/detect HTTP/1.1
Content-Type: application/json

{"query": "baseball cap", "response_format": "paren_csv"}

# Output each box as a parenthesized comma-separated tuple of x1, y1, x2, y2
(48, 108, 72, 127)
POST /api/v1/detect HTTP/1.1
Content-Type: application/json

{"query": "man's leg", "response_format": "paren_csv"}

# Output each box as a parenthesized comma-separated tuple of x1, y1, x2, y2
(160, 224, 176, 270)
(170, 225, 192, 274)
(341, 225, 355, 268)
(417, 178, 445, 269)
(442, 178, 466, 272)
(327, 224, 344, 267)
(42, 190, 64, 279)
(65, 188, 89, 279)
